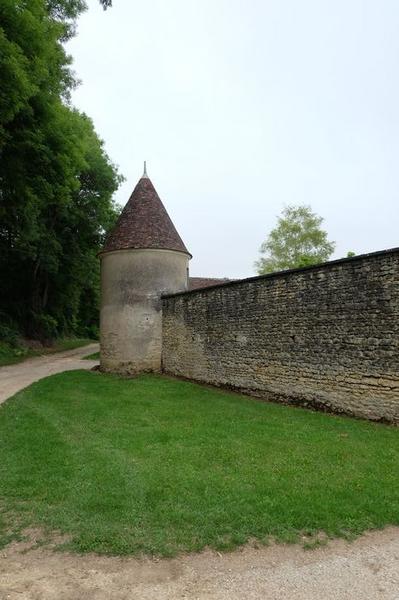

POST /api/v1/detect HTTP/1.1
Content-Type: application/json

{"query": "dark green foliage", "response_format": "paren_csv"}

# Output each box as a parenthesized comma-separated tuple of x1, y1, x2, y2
(0, 0, 121, 342)
(0, 372, 398, 556)
(0, 337, 94, 366)
(0, 312, 20, 347)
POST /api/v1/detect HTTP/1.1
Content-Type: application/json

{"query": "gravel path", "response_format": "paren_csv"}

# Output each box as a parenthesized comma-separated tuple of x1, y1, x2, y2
(0, 343, 99, 404)
(0, 527, 398, 599)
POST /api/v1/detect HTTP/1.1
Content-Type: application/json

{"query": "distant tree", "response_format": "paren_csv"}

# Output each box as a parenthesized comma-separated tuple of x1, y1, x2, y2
(255, 205, 335, 274)
(346, 251, 356, 257)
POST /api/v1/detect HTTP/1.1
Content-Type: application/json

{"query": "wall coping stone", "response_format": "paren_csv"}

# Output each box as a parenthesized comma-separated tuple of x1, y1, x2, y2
(163, 246, 399, 299)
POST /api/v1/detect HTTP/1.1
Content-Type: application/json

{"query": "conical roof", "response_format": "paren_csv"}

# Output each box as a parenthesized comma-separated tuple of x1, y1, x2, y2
(102, 171, 191, 256)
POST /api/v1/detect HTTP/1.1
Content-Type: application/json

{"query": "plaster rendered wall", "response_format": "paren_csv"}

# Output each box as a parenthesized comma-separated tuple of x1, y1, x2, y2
(100, 248, 189, 374)
(162, 249, 399, 422)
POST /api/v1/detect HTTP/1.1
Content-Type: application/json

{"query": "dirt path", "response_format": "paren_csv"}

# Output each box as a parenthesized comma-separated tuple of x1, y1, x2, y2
(0, 528, 398, 599)
(0, 343, 99, 404)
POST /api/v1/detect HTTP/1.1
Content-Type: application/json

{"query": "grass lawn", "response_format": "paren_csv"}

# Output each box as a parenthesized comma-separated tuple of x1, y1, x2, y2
(0, 371, 398, 556)
(83, 351, 100, 360)
(0, 338, 95, 367)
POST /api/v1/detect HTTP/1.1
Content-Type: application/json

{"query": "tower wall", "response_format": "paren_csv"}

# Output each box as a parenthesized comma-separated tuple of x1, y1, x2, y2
(100, 248, 189, 374)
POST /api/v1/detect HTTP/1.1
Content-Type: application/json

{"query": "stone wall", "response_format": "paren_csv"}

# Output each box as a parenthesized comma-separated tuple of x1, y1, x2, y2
(162, 249, 399, 422)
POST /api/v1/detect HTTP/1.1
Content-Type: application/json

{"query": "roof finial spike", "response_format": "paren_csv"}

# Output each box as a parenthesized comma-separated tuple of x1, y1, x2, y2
(142, 160, 148, 178)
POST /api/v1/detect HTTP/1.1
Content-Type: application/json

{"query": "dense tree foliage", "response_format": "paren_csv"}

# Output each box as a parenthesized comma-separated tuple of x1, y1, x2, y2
(255, 205, 335, 274)
(0, 0, 121, 341)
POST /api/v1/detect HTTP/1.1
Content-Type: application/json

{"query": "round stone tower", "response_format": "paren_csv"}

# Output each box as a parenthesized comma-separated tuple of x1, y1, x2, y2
(99, 164, 191, 374)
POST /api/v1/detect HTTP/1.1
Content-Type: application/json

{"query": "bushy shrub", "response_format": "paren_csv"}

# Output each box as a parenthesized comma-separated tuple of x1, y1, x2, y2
(32, 314, 58, 343)
(0, 312, 20, 347)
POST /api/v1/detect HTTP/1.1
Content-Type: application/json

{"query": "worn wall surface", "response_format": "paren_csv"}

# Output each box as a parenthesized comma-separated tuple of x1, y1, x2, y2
(100, 248, 189, 374)
(162, 249, 399, 422)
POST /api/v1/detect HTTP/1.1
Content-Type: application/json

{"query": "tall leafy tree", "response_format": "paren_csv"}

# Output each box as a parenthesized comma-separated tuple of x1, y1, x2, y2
(0, 0, 121, 341)
(255, 205, 335, 274)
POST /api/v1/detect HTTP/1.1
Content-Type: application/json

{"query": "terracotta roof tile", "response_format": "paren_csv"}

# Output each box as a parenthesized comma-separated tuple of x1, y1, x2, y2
(188, 277, 231, 290)
(102, 176, 190, 256)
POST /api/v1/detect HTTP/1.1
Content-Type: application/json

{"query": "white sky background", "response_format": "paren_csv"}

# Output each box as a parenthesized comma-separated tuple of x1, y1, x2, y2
(67, 0, 399, 278)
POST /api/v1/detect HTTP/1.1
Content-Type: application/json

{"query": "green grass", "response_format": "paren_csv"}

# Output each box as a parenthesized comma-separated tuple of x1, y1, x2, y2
(83, 351, 100, 360)
(0, 372, 398, 556)
(0, 338, 95, 367)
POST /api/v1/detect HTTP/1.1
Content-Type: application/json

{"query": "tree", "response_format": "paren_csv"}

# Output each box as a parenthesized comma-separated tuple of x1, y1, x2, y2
(0, 0, 121, 341)
(255, 205, 335, 274)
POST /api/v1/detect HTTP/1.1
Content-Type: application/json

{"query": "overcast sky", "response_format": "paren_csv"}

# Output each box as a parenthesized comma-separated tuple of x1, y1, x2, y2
(67, 0, 399, 278)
